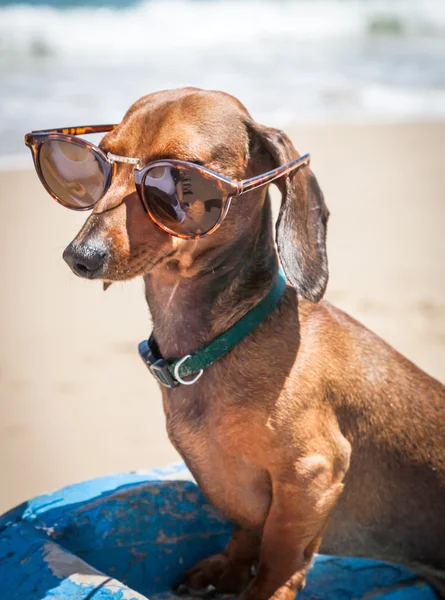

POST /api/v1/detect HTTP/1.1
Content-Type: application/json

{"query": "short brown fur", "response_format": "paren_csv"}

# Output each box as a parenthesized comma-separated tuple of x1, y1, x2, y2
(61, 88, 445, 599)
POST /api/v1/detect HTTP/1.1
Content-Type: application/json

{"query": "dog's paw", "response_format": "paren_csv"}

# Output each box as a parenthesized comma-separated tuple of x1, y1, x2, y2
(173, 553, 253, 596)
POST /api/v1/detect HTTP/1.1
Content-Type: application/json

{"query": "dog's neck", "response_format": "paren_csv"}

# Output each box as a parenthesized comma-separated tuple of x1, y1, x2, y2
(143, 198, 278, 360)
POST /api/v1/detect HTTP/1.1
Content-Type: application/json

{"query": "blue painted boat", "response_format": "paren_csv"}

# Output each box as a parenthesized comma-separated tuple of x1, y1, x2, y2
(0, 464, 436, 599)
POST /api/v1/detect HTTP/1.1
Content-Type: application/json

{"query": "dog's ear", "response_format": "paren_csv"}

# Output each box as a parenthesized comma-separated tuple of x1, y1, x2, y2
(246, 120, 329, 302)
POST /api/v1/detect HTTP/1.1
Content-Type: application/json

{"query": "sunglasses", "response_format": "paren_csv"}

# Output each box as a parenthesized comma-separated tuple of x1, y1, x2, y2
(25, 125, 310, 240)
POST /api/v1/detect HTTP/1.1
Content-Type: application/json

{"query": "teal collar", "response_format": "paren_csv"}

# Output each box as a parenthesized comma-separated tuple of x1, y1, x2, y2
(138, 269, 287, 388)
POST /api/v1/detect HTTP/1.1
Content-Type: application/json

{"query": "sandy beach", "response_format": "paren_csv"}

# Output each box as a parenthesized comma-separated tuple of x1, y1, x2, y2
(1, 120, 444, 515)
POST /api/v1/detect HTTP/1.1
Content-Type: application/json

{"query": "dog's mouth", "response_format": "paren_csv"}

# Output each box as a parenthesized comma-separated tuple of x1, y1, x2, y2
(63, 232, 178, 283)
(107, 248, 175, 281)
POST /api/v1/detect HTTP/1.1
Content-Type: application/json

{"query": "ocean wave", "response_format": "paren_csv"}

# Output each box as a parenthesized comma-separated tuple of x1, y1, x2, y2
(1, 0, 445, 62)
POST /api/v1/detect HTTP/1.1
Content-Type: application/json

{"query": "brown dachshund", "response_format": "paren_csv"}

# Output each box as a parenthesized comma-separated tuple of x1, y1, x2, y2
(62, 88, 445, 600)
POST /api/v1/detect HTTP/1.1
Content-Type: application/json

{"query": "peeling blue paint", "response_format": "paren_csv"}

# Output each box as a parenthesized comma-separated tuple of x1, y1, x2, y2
(0, 463, 437, 600)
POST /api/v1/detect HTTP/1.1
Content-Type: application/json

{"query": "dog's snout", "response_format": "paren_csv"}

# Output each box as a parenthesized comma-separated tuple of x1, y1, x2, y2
(63, 239, 109, 279)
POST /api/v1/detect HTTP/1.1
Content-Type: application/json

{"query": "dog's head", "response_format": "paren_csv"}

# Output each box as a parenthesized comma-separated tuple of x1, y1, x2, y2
(64, 88, 329, 302)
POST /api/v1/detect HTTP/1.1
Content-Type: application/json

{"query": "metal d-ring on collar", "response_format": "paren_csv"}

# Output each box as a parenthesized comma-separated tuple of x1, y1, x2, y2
(138, 269, 288, 389)
(174, 355, 204, 385)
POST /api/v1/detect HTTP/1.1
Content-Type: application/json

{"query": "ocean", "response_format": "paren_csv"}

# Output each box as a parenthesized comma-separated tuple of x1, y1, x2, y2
(1, 0, 445, 166)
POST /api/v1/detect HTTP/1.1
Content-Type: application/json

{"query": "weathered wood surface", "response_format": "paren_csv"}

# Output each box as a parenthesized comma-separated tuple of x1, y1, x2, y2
(0, 463, 436, 599)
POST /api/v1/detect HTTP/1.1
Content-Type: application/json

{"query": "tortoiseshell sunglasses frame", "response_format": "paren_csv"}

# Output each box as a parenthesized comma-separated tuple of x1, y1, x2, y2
(24, 124, 310, 240)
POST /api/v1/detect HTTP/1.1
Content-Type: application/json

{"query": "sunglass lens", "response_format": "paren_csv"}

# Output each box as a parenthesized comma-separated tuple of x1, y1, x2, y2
(39, 140, 106, 209)
(142, 165, 225, 237)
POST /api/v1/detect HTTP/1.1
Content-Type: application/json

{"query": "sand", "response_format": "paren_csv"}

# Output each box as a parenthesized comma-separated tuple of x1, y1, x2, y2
(1, 121, 444, 514)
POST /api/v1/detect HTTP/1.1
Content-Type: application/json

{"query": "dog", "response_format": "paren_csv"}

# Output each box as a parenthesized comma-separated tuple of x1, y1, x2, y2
(61, 88, 445, 600)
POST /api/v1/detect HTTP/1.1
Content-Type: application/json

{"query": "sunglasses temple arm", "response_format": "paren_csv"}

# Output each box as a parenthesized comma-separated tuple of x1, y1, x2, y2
(236, 153, 311, 195)
(28, 125, 118, 136)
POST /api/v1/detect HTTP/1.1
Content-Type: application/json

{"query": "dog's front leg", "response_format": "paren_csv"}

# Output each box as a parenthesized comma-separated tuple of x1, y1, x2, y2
(176, 524, 260, 595)
(239, 463, 344, 600)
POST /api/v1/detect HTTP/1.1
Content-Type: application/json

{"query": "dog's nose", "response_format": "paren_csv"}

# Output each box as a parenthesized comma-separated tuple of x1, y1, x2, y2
(63, 239, 109, 279)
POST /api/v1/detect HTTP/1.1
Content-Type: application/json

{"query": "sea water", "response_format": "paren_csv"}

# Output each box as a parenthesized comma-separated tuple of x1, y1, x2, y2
(1, 0, 445, 166)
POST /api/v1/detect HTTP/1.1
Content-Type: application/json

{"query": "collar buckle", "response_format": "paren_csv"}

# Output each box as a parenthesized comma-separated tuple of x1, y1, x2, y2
(138, 340, 178, 388)
(149, 359, 178, 388)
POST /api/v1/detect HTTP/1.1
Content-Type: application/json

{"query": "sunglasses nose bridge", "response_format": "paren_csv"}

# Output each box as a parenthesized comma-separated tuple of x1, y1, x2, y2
(107, 152, 142, 170)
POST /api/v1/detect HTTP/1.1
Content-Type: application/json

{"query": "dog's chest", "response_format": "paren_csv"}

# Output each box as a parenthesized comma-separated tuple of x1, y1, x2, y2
(164, 390, 272, 530)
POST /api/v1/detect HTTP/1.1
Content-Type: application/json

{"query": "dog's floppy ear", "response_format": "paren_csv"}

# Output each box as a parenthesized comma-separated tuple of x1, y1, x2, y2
(246, 120, 329, 302)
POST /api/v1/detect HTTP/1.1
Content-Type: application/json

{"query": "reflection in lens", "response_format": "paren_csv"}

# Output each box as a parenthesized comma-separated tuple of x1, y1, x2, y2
(144, 167, 187, 223)
(39, 140, 106, 209)
(143, 166, 224, 236)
